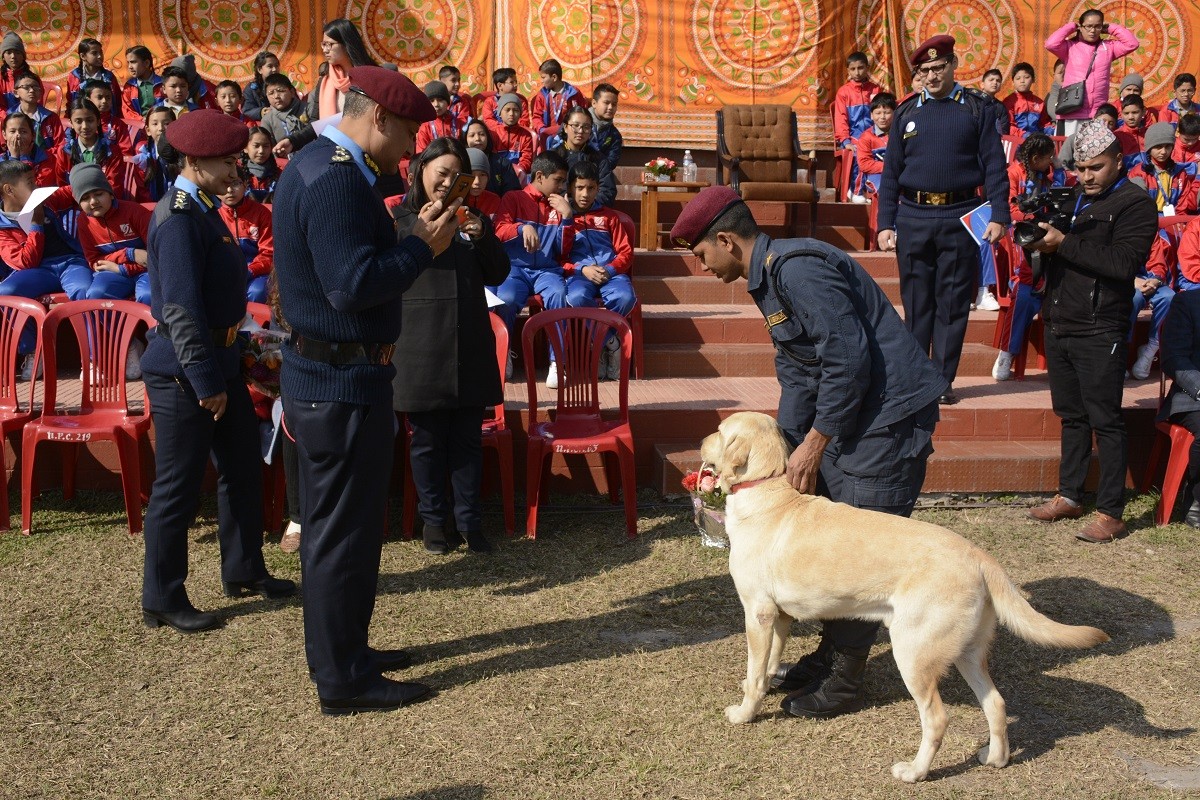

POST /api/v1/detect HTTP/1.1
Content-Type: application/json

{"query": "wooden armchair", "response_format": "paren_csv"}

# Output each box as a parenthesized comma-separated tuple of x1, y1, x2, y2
(716, 105, 818, 235)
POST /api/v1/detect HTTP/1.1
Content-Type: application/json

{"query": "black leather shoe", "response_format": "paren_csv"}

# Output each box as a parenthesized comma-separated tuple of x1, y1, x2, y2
(223, 575, 297, 599)
(370, 647, 414, 672)
(319, 678, 434, 716)
(143, 607, 221, 633)
(770, 638, 835, 694)
(465, 530, 493, 554)
(422, 524, 462, 555)
(782, 646, 869, 719)
(938, 391, 958, 405)
(1186, 501, 1200, 529)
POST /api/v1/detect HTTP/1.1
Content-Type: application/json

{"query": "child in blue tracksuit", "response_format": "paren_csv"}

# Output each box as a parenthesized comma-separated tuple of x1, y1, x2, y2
(563, 160, 636, 379)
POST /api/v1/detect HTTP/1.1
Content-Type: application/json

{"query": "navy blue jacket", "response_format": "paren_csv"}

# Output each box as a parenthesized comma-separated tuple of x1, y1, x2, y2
(1162, 287, 1200, 420)
(273, 133, 433, 405)
(747, 235, 947, 440)
(142, 180, 247, 399)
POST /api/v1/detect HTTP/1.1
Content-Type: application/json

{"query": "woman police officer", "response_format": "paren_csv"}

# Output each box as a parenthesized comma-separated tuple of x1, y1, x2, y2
(141, 109, 294, 633)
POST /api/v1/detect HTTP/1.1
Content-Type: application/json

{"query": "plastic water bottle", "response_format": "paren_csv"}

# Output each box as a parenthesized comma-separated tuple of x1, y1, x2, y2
(682, 149, 697, 183)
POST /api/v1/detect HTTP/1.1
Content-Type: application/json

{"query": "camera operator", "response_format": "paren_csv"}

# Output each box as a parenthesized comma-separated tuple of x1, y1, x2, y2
(1024, 121, 1157, 542)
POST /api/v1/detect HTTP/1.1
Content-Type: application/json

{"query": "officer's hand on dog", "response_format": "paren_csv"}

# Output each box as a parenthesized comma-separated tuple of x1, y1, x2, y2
(199, 391, 228, 421)
(877, 229, 897, 252)
(414, 199, 463, 256)
(1030, 223, 1064, 252)
(981, 222, 1005, 244)
(786, 429, 831, 494)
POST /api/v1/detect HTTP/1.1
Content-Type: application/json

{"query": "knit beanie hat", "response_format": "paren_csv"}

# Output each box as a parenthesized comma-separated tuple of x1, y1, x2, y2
(467, 147, 490, 174)
(1072, 120, 1117, 162)
(69, 163, 113, 203)
(423, 80, 450, 102)
(171, 54, 202, 92)
(497, 92, 522, 111)
(1144, 121, 1177, 153)
(1, 31, 24, 55)
(1119, 73, 1144, 94)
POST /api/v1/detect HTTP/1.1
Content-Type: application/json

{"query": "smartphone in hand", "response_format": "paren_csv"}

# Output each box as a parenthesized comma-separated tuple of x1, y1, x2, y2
(444, 172, 474, 206)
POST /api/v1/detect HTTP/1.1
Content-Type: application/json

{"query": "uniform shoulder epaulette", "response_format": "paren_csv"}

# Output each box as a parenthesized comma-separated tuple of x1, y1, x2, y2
(331, 145, 354, 164)
(170, 189, 192, 213)
(963, 86, 998, 104)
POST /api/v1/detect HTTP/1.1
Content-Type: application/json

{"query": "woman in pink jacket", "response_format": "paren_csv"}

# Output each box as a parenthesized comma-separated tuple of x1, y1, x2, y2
(1045, 9, 1139, 136)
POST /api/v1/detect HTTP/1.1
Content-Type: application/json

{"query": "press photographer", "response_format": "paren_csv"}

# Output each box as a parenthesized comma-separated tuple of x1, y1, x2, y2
(1022, 121, 1158, 543)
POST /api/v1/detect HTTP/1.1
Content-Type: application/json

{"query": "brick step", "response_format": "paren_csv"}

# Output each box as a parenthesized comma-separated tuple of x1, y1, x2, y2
(633, 249, 898, 279)
(652, 439, 1088, 495)
(639, 342, 1045, 380)
(632, 274, 902, 306)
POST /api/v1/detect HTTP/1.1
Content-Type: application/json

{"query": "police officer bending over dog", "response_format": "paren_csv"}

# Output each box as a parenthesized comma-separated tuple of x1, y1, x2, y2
(671, 187, 947, 719)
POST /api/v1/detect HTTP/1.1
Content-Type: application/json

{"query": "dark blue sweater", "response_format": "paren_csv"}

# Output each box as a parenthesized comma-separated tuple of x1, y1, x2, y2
(273, 134, 433, 404)
(878, 86, 1011, 229)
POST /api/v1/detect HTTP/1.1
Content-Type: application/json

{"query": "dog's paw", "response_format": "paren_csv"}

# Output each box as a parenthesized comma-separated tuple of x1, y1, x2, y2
(976, 744, 1009, 768)
(724, 704, 755, 724)
(891, 762, 928, 783)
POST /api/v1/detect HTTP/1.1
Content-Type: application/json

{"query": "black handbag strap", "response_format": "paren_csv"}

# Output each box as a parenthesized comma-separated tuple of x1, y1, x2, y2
(1078, 43, 1099, 81)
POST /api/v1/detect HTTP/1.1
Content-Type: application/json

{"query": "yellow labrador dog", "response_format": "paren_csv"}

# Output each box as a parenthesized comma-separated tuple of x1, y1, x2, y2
(700, 412, 1108, 783)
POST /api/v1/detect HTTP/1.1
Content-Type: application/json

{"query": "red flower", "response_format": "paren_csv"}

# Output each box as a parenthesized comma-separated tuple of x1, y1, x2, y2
(681, 471, 699, 491)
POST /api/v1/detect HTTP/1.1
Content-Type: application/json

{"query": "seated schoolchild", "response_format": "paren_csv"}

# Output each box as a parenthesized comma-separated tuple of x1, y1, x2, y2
(170, 55, 219, 110)
(415, 81, 464, 154)
(242, 127, 280, 203)
(241, 52, 280, 122)
(486, 93, 534, 179)
(477, 67, 530, 128)
(1128, 122, 1198, 215)
(491, 151, 572, 384)
(156, 66, 199, 116)
(993, 134, 1067, 381)
(121, 45, 164, 122)
(54, 98, 127, 196)
(1128, 229, 1176, 379)
(855, 92, 893, 198)
(1158, 73, 1200, 128)
(131, 106, 176, 201)
(547, 83, 624, 172)
(530, 58, 587, 139)
(1174, 114, 1200, 165)
(1117, 73, 1158, 125)
(217, 168, 274, 303)
(1116, 96, 1149, 167)
(1, 32, 42, 112)
(258, 72, 315, 157)
(1, 113, 58, 188)
(551, 106, 615, 207)
(464, 147, 501, 218)
(215, 80, 256, 127)
(71, 162, 152, 304)
(1003, 63, 1051, 138)
(562, 160, 635, 381)
(8, 74, 64, 152)
(83, 79, 137, 155)
(462, 119, 521, 195)
(439, 65, 473, 127)
(66, 38, 121, 106)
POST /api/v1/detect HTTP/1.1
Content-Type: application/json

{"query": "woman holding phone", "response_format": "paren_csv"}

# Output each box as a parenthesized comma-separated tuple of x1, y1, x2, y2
(390, 137, 510, 555)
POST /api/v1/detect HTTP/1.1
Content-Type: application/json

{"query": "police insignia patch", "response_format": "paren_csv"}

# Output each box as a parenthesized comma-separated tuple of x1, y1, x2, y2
(927, 47, 937, 59)
(331, 146, 353, 163)
(363, 152, 382, 176)
(675, 236, 690, 247)
(171, 190, 190, 212)
(766, 311, 788, 327)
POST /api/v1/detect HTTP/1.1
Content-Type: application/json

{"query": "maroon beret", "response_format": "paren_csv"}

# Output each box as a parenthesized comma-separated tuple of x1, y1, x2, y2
(910, 35, 956, 68)
(348, 66, 437, 123)
(164, 109, 249, 158)
(669, 186, 745, 248)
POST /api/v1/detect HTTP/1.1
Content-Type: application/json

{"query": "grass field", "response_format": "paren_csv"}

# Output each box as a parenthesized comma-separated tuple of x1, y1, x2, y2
(1, 490, 1198, 799)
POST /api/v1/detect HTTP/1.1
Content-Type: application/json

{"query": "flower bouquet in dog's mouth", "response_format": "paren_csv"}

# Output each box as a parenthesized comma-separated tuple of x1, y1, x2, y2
(682, 465, 728, 547)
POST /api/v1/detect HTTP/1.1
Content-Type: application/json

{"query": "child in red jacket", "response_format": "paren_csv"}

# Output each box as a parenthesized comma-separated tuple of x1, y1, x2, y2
(439, 65, 473, 128)
(415, 81, 464, 154)
(530, 59, 587, 139)
(218, 170, 274, 303)
(1002, 63, 1051, 138)
(465, 147, 501, 219)
(71, 162, 152, 304)
(1158, 73, 1200, 127)
(1116, 96, 1149, 167)
(486, 93, 534, 179)
(833, 51, 881, 202)
(54, 97, 127, 197)
(122, 45, 164, 121)
(1, 113, 59, 188)
(1174, 115, 1200, 164)
(477, 68, 530, 128)
(855, 92, 894, 197)
(1128, 122, 1198, 215)
(7, 74, 64, 152)
(215, 80, 257, 127)
(84, 80, 137, 156)
(66, 38, 121, 106)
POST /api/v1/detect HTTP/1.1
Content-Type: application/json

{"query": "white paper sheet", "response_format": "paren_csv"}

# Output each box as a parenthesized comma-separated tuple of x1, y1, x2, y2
(312, 113, 342, 137)
(17, 187, 59, 234)
(485, 288, 505, 308)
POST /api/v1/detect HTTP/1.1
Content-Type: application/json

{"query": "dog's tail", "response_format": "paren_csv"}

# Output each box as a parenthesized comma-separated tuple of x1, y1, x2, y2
(981, 555, 1109, 648)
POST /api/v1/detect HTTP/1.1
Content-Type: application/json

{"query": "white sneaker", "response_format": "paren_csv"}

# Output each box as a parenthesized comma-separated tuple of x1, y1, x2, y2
(602, 336, 621, 381)
(19, 353, 41, 382)
(850, 193, 870, 205)
(545, 361, 559, 389)
(976, 287, 1001, 312)
(1131, 341, 1157, 380)
(992, 351, 1014, 381)
(125, 338, 145, 381)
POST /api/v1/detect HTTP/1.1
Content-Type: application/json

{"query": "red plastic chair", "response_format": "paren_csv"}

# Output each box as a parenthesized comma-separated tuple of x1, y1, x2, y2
(1001, 134, 1021, 164)
(991, 235, 1046, 379)
(20, 300, 155, 536)
(401, 312, 516, 539)
(1142, 372, 1195, 526)
(522, 307, 637, 539)
(246, 302, 272, 327)
(0, 298, 47, 530)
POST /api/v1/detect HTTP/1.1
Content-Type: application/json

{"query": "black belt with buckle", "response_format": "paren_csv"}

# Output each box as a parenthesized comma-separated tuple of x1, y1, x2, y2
(213, 325, 239, 347)
(900, 188, 978, 206)
(292, 335, 396, 366)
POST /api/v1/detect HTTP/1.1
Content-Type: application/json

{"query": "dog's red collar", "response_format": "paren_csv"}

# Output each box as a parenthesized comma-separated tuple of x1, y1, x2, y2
(728, 476, 782, 494)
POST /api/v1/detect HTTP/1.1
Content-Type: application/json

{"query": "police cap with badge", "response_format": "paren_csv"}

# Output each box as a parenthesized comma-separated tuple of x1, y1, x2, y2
(669, 185, 745, 248)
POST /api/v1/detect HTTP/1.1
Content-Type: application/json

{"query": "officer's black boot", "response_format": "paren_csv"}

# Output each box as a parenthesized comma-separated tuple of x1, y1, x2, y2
(770, 637, 835, 693)
(781, 645, 869, 719)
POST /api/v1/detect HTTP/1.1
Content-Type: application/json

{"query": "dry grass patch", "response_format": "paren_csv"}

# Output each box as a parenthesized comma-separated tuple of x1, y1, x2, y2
(1, 491, 1198, 798)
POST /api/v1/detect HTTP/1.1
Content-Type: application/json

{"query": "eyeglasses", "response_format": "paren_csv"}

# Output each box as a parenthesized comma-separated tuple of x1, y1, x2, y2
(15, 83, 39, 91)
(1079, 24, 1104, 30)
(566, 123, 592, 131)
(916, 61, 950, 76)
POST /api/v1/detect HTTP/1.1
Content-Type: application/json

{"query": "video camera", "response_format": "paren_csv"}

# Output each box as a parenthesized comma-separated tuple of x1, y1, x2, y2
(1012, 187, 1075, 248)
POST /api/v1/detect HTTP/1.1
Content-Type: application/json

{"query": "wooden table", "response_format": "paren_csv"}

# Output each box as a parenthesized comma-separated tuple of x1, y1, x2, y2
(639, 179, 711, 250)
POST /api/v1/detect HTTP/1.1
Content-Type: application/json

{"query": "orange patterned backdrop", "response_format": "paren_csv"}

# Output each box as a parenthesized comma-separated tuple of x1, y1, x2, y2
(4, 0, 1193, 148)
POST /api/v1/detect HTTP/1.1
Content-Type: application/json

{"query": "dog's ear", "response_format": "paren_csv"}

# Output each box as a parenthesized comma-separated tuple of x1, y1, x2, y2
(722, 432, 751, 476)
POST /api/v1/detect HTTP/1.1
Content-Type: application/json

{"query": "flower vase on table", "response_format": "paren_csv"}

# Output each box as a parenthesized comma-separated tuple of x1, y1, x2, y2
(644, 157, 677, 184)
(682, 465, 728, 548)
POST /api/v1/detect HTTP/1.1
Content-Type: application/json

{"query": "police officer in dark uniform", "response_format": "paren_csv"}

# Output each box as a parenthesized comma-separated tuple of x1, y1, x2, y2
(141, 109, 295, 633)
(877, 35, 1010, 404)
(671, 187, 947, 719)
(273, 67, 461, 715)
